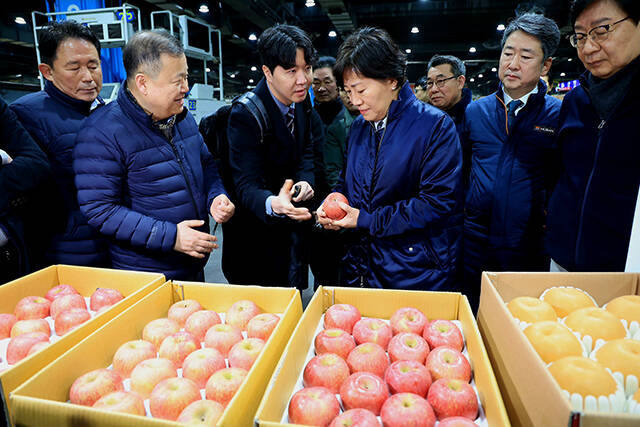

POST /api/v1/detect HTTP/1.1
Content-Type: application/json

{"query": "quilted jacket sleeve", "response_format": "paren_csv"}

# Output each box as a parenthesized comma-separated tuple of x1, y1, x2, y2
(73, 126, 177, 252)
(200, 136, 227, 210)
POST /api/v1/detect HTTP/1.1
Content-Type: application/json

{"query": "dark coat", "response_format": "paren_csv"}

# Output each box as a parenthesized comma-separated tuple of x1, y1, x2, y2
(546, 64, 640, 271)
(223, 78, 315, 288)
(73, 85, 227, 280)
(336, 82, 463, 290)
(10, 81, 109, 267)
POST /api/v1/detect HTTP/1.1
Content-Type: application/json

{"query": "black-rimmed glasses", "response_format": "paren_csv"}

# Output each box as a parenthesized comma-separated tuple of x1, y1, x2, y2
(426, 76, 457, 89)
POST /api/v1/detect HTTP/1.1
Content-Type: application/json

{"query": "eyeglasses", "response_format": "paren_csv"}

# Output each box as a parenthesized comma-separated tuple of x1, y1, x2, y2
(426, 76, 457, 89)
(568, 16, 630, 48)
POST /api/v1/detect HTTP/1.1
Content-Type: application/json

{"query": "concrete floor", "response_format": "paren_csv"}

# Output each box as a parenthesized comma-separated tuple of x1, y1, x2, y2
(203, 223, 315, 308)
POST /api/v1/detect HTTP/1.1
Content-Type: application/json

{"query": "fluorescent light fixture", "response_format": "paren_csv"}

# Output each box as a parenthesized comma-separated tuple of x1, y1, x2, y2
(230, 74, 236, 78)
(248, 33, 257, 41)
(405, 48, 411, 53)
(251, 66, 257, 71)
(249, 79, 254, 83)
(411, 26, 419, 34)
(205, 67, 211, 72)
(478, 74, 484, 78)
(470, 78, 475, 82)
(560, 72, 566, 77)
(568, 58, 573, 62)
(469, 47, 477, 53)
(491, 67, 497, 72)
(15, 17, 26, 25)
(329, 30, 337, 37)
(305, 0, 315, 7)
(497, 24, 506, 31)
(199, 5, 209, 13)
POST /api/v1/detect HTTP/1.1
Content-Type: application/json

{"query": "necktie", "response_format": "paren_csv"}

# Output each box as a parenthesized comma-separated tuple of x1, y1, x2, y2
(507, 99, 523, 134)
(375, 122, 385, 145)
(286, 107, 295, 137)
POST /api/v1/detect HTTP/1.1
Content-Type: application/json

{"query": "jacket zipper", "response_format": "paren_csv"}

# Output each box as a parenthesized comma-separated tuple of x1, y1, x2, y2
(168, 140, 200, 220)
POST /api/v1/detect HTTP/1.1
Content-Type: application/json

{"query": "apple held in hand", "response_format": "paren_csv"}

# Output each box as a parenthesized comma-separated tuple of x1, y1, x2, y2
(226, 300, 261, 330)
(90, 288, 124, 312)
(247, 313, 280, 341)
(228, 337, 265, 371)
(315, 328, 356, 359)
(92, 391, 145, 416)
(185, 310, 221, 341)
(10, 319, 50, 338)
(329, 408, 381, 427)
(324, 304, 361, 334)
(380, 393, 436, 427)
(45, 284, 80, 302)
(14, 296, 50, 320)
(425, 346, 471, 383)
(204, 323, 243, 357)
(158, 331, 200, 369)
(183, 348, 226, 388)
(303, 353, 350, 393)
(205, 367, 248, 407)
(390, 307, 428, 336)
(423, 320, 464, 352)
(388, 332, 430, 364)
(385, 360, 432, 397)
(55, 308, 90, 335)
(149, 377, 201, 421)
(50, 294, 86, 320)
(130, 357, 177, 399)
(168, 299, 203, 327)
(427, 378, 478, 421)
(288, 386, 341, 427)
(352, 318, 393, 350)
(340, 372, 389, 415)
(6, 332, 49, 364)
(324, 192, 349, 220)
(177, 399, 225, 425)
(346, 342, 389, 378)
(0, 313, 17, 339)
(69, 368, 123, 407)
(112, 339, 156, 378)
(142, 317, 180, 350)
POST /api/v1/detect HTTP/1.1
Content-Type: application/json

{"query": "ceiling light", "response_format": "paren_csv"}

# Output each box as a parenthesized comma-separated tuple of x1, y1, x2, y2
(568, 58, 573, 62)
(15, 17, 26, 25)
(405, 48, 411, 54)
(230, 74, 236, 78)
(560, 72, 566, 77)
(478, 74, 484, 78)
(497, 24, 506, 31)
(411, 27, 419, 34)
(249, 79, 254, 83)
(199, 4, 209, 13)
(305, 0, 315, 7)
(491, 67, 497, 72)
(469, 47, 477, 53)
(328, 30, 337, 38)
(205, 67, 211, 72)
(248, 33, 257, 41)
(470, 78, 475, 82)
(251, 66, 257, 71)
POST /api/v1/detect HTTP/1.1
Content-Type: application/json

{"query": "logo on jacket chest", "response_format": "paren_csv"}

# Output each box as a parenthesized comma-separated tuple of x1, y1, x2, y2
(533, 125, 556, 136)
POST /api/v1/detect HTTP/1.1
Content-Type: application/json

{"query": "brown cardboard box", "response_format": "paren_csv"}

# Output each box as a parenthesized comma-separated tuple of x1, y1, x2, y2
(9, 280, 302, 427)
(256, 286, 510, 426)
(477, 272, 640, 427)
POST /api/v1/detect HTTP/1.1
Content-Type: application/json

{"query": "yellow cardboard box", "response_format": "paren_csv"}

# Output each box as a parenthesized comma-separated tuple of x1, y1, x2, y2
(0, 265, 164, 422)
(10, 280, 302, 427)
(256, 286, 510, 426)
(477, 272, 640, 427)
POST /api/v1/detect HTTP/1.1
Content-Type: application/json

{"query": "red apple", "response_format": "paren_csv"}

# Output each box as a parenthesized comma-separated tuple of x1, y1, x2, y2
(26, 340, 50, 356)
(390, 307, 428, 336)
(385, 360, 433, 397)
(324, 304, 361, 334)
(352, 318, 393, 350)
(168, 299, 203, 327)
(6, 332, 49, 364)
(69, 368, 123, 407)
(425, 347, 471, 383)
(112, 339, 156, 378)
(10, 319, 50, 338)
(427, 378, 478, 421)
(14, 296, 50, 320)
(45, 284, 80, 302)
(205, 367, 248, 407)
(247, 313, 280, 341)
(340, 372, 389, 415)
(54, 307, 90, 335)
(142, 317, 180, 350)
(183, 348, 226, 388)
(185, 310, 221, 341)
(346, 342, 389, 377)
(130, 357, 177, 398)
(329, 408, 381, 427)
(228, 337, 265, 371)
(388, 332, 430, 364)
(423, 320, 464, 351)
(92, 391, 145, 416)
(0, 313, 17, 339)
(90, 288, 124, 312)
(158, 331, 200, 369)
(324, 192, 349, 220)
(303, 353, 350, 393)
(288, 386, 341, 426)
(315, 328, 356, 359)
(50, 294, 87, 320)
(177, 399, 225, 425)
(380, 393, 436, 427)
(204, 323, 243, 357)
(226, 300, 261, 330)
(149, 377, 201, 421)
(438, 416, 479, 426)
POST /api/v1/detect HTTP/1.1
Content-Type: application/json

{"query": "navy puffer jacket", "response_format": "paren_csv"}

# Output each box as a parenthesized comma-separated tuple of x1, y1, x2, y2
(337, 82, 463, 290)
(73, 85, 226, 279)
(10, 81, 108, 266)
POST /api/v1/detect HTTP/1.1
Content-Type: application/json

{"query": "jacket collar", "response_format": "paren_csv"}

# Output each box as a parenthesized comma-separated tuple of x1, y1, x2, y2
(117, 83, 187, 129)
(448, 87, 472, 123)
(385, 82, 415, 124)
(44, 80, 96, 116)
(495, 79, 548, 110)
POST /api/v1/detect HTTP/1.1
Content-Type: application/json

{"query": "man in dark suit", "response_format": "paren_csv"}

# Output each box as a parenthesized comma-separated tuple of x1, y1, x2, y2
(223, 25, 318, 289)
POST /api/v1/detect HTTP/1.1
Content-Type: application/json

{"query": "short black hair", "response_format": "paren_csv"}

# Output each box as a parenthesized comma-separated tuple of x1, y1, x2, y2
(38, 20, 101, 67)
(334, 27, 407, 88)
(257, 24, 318, 72)
(316, 56, 336, 70)
(571, 0, 640, 25)
(123, 30, 184, 81)
(415, 76, 428, 89)
(501, 13, 560, 61)
(427, 55, 466, 77)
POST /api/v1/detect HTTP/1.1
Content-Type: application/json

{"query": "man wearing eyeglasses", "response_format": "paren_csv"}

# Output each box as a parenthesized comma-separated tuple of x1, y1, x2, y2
(460, 13, 561, 312)
(546, 0, 640, 273)
(427, 55, 472, 136)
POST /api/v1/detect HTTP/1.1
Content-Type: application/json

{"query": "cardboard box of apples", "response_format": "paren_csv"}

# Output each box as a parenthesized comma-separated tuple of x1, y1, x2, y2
(256, 286, 510, 426)
(9, 280, 302, 427)
(0, 265, 164, 423)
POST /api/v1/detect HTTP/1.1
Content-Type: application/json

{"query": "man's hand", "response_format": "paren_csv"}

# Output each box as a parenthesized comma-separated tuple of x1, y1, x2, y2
(317, 204, 340, 230)
(210, 194, 235, 223)
(318, 202, 359, 230)
(174, 220, 218, 258)
(291, 180, 314, 202)
(271, 179, 312, 221)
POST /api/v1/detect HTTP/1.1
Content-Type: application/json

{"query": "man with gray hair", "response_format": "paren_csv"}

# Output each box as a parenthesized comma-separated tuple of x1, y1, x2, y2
(73, 30, 234, 280)
(460, 12, 561, 312)
(427, 55, 472, 135)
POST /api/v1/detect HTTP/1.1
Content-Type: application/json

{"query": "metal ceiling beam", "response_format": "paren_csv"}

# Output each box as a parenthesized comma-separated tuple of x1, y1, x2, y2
(220, 0, 279, 30)
(317, 0, 355, 34)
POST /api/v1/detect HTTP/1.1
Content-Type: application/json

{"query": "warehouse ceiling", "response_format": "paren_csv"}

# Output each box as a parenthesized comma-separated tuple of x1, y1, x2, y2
(1, 0, 585, 97)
